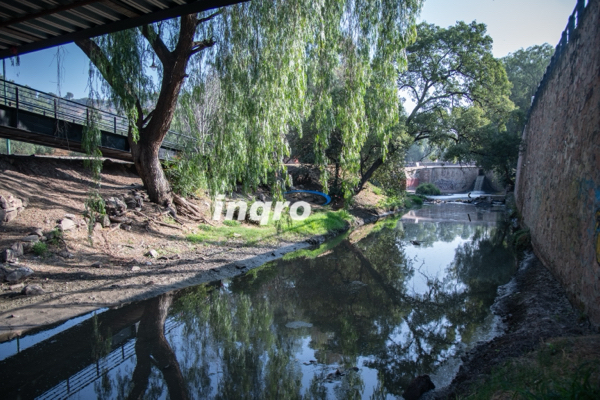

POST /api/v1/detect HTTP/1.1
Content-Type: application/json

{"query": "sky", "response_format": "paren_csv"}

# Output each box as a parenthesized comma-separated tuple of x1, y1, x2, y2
(2, 0, 576, 99)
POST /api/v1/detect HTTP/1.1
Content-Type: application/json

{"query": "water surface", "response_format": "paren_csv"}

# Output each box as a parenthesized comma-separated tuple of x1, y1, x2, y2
(0, 203, 515, 399)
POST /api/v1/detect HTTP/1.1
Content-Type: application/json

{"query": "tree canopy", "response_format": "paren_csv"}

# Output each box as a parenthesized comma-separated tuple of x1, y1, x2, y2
(502, 43, 554, 112)
(443, 44, 554, 185)
(80, 0, 424, 205)
(289, 20, 512, 196)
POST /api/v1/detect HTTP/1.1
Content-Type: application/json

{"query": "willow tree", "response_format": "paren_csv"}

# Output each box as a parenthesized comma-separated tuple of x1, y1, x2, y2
(77, 0, 423, 206)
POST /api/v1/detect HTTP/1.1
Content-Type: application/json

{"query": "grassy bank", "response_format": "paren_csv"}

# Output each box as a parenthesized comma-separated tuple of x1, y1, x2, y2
(187, 210, 353, 246)
(461, 336, 600, 399)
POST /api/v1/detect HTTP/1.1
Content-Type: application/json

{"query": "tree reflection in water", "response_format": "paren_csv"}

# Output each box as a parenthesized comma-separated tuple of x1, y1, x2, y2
(93, 208, 514, 398)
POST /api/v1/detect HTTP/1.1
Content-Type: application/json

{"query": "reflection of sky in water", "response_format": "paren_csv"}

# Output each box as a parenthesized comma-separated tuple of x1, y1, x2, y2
(0, 203, 515, 400)
(402, 234, 470, 295)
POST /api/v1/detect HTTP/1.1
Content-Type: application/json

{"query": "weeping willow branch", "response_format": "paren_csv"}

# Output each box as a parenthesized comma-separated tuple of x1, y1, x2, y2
(75, 37, 138, 106)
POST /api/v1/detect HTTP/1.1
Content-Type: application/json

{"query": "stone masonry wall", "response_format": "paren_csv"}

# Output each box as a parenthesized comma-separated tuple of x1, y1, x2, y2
(405, 166, 502, 193)
(515, 0, 600, 326)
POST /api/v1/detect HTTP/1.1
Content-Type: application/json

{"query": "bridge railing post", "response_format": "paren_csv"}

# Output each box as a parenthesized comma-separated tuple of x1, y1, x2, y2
(14, 87, 18, 128)
(114, 116, 117, 134)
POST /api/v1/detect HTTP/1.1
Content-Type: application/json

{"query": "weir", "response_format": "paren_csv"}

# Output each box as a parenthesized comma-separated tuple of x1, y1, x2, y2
(473, 175, 485, 192)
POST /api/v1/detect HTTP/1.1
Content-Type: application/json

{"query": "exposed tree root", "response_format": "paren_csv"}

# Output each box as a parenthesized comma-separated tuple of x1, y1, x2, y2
(173, 194, 214, 226)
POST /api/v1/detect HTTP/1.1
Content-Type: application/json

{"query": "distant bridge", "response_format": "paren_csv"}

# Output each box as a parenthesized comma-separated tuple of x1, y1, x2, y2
(0, 78, 190, 161)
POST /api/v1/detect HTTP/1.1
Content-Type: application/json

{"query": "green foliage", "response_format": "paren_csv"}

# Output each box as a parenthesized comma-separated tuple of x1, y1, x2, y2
(0, 139, 55, 155)
(415, 183, 441, 195)
(443, 107, 522, 186)
(290, 20, 512, 198)
(32, 242, 48, 256)
(84, 193, 106, 244)
(371, 150, 407, 196)
(513, 228, 531, 253)
(407, 194, 423, 206)
(377, 195, 405, 210)
(170, 0, 423, 201)
(371, 186, 383, 196)
(502, 44, 554, 112)
(91, 314, 112, 361)
(47, 228, 63, 246)
(399, 21, 513, 149)
(443, 45, 553, 187)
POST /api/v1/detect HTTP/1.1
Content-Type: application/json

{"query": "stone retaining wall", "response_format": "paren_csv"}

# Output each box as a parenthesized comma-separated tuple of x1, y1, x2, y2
(515, 0, 600, 326)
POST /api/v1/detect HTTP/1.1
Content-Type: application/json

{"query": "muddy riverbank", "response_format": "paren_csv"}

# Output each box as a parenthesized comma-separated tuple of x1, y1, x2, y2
(433, 253, 597, 398)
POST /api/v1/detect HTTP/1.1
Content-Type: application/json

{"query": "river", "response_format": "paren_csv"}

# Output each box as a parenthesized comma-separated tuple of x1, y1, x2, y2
(0, 203, 516, 399)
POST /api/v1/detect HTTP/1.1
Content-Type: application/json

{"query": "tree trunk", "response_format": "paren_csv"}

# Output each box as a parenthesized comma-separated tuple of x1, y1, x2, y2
(354, 156, 384, 195)
(128, 293, 189, 400)
(129, 131, 172, 206)
(76, 14, 214, 207)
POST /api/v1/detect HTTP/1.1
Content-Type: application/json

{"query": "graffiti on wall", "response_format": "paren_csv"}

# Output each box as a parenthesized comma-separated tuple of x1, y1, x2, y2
(434, 179, 464, 191)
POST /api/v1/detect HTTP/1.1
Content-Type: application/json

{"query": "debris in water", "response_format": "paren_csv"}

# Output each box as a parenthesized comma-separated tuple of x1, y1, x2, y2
(285, 321, 313, 329)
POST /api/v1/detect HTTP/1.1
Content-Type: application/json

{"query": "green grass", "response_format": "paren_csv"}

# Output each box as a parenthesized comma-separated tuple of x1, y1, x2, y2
(377, 195, 405, 210)
(461, 337, 600, 400)
(377, 194, 423, 210)
(187, 210, 352, 246)
(371, 186, 383, 195)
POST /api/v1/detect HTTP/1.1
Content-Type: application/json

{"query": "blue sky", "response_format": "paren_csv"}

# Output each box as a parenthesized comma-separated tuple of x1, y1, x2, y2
(2, 0, 576, 99)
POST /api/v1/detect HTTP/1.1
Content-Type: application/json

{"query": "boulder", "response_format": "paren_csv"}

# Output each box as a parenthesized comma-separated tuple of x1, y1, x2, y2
(0, 209, 18, 223)
(105, 197, 127, 215)
(402, 375, 435, 400)
(58, 218, 76, 231)
(96, 214, 111, 228)
(29, 228, 44, 237)
(1, 266, 34, 283)
(21, 235, 40, 242)
(58, 250, 74, 259)
(11, 242, 24, 257)
(146, 249, 159, 258)
(0, 195, 25, 224)
(125, 194, 143, 210)
(0, 249, 15, 263)
(21, 284, 44, 296)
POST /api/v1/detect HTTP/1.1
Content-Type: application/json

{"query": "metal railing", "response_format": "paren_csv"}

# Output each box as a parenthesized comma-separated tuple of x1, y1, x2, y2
(528, 0, 590, 117)
(0, 78, 190, 152)
(36, 318, 182, 400)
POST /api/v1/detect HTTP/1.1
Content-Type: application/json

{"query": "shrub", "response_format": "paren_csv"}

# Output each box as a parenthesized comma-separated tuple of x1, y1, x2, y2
(415, 183, 441, 195)
(408, 195, 424, 205)
(32, 242, 48, 256)
(371, 185, 383, 195)
(48, 228, 64, 246)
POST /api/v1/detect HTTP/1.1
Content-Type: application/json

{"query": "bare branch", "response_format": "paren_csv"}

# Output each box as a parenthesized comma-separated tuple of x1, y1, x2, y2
(190, 38, 216, 55)
(197, 10, 222, 25)
(140, 24, 171, 65)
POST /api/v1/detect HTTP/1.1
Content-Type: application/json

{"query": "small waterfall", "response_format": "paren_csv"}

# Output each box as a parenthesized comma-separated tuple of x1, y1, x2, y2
(474, 175, 485, 192)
